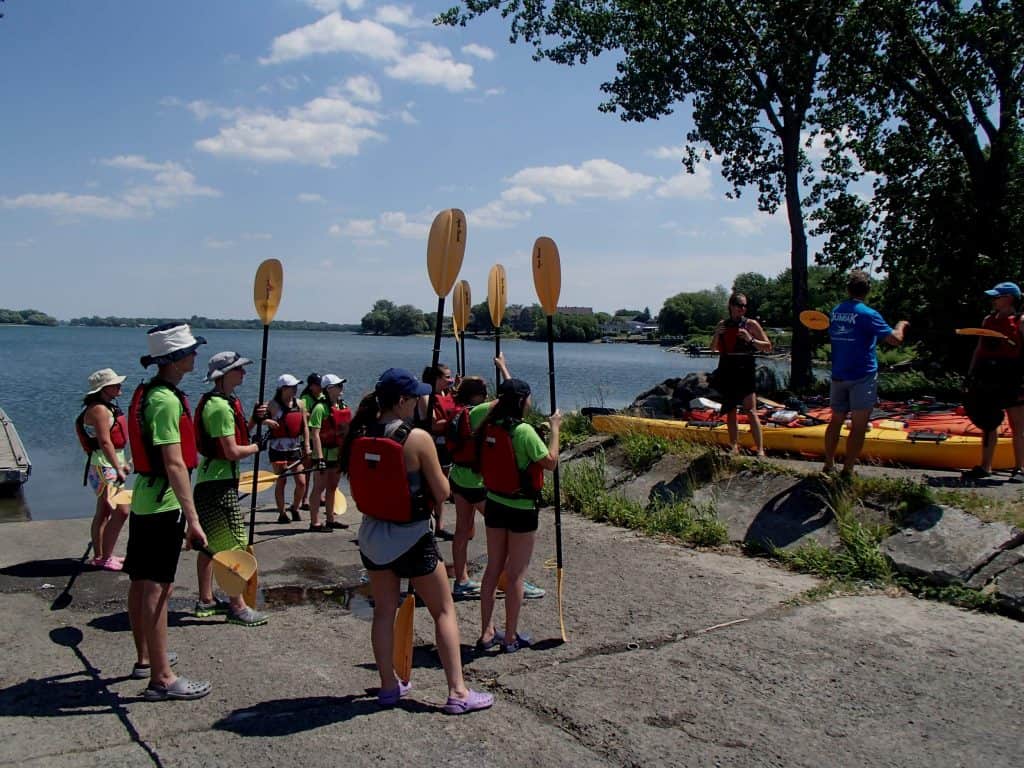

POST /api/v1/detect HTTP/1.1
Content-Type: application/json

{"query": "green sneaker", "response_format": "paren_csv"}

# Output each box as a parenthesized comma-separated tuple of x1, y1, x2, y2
(194, 598, 230, 618)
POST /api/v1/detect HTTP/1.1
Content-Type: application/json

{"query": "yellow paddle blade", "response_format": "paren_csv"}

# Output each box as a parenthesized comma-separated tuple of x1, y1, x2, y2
(333, 489, 348, 515)
(243, 544, 259, 606)
(393, 593, 415, 683)
(453, 279, 471, 332)
(532, 237, 561, 317)
(254, 259, 284, 325)
(239, 469, 278, 494)
(799, 310, 830, 331)
(487, 263, 507, 327)
(426, 209, 467, 298)
(107, 485, 132, 506)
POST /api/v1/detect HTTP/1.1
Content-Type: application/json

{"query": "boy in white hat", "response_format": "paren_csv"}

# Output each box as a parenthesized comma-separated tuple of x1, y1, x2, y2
(192, 351, 268, 626)
(124, 322, 211, 700)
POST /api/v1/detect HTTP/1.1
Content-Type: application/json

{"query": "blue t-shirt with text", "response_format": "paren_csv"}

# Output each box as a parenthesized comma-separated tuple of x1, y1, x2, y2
(829, 299, 894, 381)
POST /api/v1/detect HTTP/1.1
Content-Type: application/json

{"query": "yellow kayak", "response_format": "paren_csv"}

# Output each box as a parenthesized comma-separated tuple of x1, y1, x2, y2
(591, 413, 1015, 471)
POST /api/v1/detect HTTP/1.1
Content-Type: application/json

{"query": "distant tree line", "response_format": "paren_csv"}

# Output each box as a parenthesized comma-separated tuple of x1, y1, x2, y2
(0, 308, 58, 326)
(69, 315, 360, 332)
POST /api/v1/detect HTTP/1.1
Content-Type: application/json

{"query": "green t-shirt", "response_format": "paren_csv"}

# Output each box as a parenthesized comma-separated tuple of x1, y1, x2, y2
(131, 385, 187, 516)
(486, 420, 550, 510)
(196, 394, 240, 485)
(449, 400, 492, 490)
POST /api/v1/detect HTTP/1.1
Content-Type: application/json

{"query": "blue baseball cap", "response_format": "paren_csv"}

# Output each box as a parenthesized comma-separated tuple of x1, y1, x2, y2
(375, 368, 431, 397)
(985, 281, 1021, 299)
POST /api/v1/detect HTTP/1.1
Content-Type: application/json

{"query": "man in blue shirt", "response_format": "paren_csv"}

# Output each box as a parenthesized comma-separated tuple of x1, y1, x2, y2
(823, 270, 908, 475)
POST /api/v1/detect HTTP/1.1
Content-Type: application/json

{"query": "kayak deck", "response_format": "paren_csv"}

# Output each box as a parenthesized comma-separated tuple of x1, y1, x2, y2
(0, 408, 32, 488)
(591, 413, 1014, 472)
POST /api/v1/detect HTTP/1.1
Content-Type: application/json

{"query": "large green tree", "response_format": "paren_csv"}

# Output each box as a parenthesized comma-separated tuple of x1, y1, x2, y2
(441, 0, 850, 389)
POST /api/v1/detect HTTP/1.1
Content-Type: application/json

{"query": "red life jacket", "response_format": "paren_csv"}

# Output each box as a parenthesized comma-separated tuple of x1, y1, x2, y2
(270, 396, 304, 439)
(447, 405, 478, 469)
(194, 391, 250, 459)
(479, 419, 544, 500)
(317, 402, 352, 448)
(348, 422, 430, 523)
(127, 380, 198, 476)
(75, 401, 128, 454)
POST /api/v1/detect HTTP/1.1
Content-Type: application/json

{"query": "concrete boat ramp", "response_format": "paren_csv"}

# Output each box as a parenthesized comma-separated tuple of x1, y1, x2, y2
(0, 499, 1022, 767)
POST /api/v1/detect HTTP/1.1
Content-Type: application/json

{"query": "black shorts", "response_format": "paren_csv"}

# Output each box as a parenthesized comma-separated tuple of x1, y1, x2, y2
(360, 533, 440, 579)
(484, 497, 539, 534)
(123, 509, 186, 584)
(452, 480, 487, 505)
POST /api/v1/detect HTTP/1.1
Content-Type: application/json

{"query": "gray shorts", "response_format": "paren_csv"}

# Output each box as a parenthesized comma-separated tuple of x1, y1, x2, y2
(830, 373, 878, 414)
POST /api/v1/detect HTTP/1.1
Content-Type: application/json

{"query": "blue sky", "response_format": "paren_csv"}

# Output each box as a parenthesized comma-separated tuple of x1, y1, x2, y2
(0, 0, 798, 323)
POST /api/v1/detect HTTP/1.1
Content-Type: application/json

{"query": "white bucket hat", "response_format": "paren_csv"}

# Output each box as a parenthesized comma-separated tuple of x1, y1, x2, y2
(86, 368, 127, 395)
(205, 351, 253, 382)
(277, 373, 301, 388)
(320, 373, 346, 389)
(140, 323, 207, 367)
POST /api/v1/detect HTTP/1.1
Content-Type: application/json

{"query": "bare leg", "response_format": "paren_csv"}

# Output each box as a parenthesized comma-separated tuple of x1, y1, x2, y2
(742, 393, 764, 456)
(502, 530, 537, 643)
(100, 504, 129, 560)
(367, 570, 401, 692)
(412, 562, 469, 698)
(842, 408, 873, 474)
(479, 525, 509, 644)
(823, 410, 848, 471)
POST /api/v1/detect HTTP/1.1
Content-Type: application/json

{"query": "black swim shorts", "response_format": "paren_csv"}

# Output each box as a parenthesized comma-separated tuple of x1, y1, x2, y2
(483, 497, 539, 534)
(360, 533, 440, 579)
(123, 509, 186, 584)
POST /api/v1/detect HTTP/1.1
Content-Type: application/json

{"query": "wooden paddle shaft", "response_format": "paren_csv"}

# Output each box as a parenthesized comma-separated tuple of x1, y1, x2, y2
(247, 323, 270, 545)
(547, 315, 563, 569)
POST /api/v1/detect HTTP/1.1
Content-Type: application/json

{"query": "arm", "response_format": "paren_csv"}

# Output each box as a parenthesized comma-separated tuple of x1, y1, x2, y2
(409, 428, 450, 505)
(160, 443, 206, 548)
(88, 405, 127, 483)
(535, 410, 562, 471)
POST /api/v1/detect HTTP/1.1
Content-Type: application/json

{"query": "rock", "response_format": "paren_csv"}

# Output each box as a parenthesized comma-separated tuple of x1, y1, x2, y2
(880, 505, 1021, 586)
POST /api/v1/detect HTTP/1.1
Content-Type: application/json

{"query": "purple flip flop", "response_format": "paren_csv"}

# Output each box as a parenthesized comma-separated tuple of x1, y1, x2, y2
(443, 689, 494, 715)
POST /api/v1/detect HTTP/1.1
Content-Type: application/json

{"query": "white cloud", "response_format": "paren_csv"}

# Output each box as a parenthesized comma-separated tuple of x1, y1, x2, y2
(507, 158, 655, 204)
(3, 156, 218, 221)
(385, 43, 474, 92)
(654, 166, 713, 199)
(462, 43, 495, 61)
(297, 192, 326, 203)
(721, 213, 771, 236)
(204, 237, 235, 249)
(374, 4, 423, 27)
(343, 75, 381, 104)
(263, 12, 403, 65)
(195, 93, 384, 166)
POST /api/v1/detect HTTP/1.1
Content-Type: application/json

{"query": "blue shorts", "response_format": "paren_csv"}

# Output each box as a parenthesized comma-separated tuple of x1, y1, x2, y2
(830, 373, 878, 414)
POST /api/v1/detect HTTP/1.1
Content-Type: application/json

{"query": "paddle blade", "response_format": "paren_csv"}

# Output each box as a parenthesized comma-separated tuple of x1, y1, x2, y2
(532, 237, 561, 317)
(254, 259, 284, 325)
(487, 264, 507, 327)
(453, 279, 471, 332)
(239, 469, 278, 494)
(799, 310, 830, 331)
(243, 545, 259, 606)
(426, 209, 467, 298)
(107, 486, 132, 506)
(956, 327, 1014, 345)
(393, 593, 415, 683)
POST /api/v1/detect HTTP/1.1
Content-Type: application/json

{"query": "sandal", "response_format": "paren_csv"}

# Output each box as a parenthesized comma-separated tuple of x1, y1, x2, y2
(142, 676, 211, 701)
(377, 679, 412, 707)
(474, 630, 505, 652)
(443, 689, 494, 715)
(130, 651, 179, 679)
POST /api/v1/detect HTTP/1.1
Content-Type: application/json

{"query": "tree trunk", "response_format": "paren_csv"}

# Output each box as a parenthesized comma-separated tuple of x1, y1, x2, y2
(782, 129, 812, 391)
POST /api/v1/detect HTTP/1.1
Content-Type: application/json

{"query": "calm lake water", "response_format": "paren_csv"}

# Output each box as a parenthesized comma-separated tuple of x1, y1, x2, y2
(0, 325, 782, 522)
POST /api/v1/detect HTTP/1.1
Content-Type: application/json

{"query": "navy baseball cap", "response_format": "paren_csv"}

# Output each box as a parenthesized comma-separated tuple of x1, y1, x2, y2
(985, 281, 1021, 298)
(376, 368, 431, 397)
